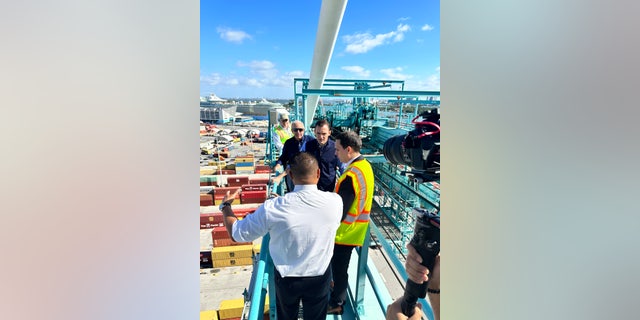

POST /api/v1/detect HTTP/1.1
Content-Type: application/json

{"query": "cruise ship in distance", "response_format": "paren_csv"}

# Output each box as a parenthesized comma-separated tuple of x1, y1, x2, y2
(200, 93, 284, 119)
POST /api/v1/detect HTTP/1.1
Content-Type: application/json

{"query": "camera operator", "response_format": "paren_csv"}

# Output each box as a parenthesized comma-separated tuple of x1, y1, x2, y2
(386, 244, 441, 320)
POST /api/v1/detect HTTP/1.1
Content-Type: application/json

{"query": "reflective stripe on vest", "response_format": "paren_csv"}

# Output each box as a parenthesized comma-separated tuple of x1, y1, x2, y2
(341, 165, 370, 224)
(334, 158, 374, 246)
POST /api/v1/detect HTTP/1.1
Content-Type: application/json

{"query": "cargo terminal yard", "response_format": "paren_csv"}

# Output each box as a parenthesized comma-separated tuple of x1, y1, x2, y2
(199, 123, 415, 319)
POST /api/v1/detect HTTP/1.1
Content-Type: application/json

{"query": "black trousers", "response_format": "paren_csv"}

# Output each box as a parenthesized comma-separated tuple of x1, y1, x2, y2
(329, 244, 355, 307)
(274, 266, 331, 320)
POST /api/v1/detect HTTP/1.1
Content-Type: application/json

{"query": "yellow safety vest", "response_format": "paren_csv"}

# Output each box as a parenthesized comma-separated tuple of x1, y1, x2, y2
(275, 125, 293, 144)
(334, 157, 374, 246)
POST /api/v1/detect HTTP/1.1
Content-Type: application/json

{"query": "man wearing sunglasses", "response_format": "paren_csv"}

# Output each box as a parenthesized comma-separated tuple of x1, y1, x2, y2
(273, 120, 315, 192)
(271, 113, 293, 155)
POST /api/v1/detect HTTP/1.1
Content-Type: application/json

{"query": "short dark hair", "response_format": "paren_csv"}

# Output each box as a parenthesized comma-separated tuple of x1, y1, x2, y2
(336, 131, 362, 153)
(314, 119, 331, 130)
(289, 152, 319, 177)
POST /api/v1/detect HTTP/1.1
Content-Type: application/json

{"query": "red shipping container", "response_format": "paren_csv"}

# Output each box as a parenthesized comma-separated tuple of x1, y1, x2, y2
(214, 238, 252, 247)
(200, 194, 214, 206)
(213, 187, 242, 200)
(241, 190, 267, 204)
(241, 184, 267, 192)
(249, 178, 270, 185)
(241, 190, 267, 199)
(200, 213, 223, 229)
(200, 213, 250, 230)
(241, 198, 267, 204)
(227, 176, 250, 187)
(220, 169, 236, 175)
(212, 226, 230, 240)
(200, 221, 222, 230)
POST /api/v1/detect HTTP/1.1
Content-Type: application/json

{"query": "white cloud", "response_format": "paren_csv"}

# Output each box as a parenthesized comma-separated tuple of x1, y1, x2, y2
(426, 73, 440, 90)
(237, 60, 275, 69)
(237, 60, 279, 78)
(398, 17, 411, 22)
(380, 67, 412, 80)
(225, 78, 239, 86)
(216, 27, 252, 44)
(287, 70, 305, 78)
(342, 66, 370, 77)
(404, 66, 440, 91)
(202, 62, 306, 91)
(428, 66, 441, 90)
(201, 73, 222, 86)
(421, 24, 434, 31)
(343, 24, 411, 54)
(244, 78, 263, 87)
(397, 24, 411, 33)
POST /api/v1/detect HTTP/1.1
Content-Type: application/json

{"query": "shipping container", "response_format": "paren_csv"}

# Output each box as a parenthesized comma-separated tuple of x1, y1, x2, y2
(235, 156, 255, 163)
(200, 186, 215, 194)
(226, 176, 250, 187)
(200, 310, 219, 320)
(213, 186, 242, 198)
(234, 162, 254, 168)
(252, 242, 262, 255)
(213, 257, 253, 268)
(200, 194, 214, 206)
(212, 226, 229, 240)
(241, 184, 267, 192)
(214, 238, 252, 247)
(249, 178, 270, 185)
(200, 251, 213, 269)
(254, 165, 271, 174)
(240, 190, 267, 204)
(200, 213, 223, 229)
(212, 244, 253, 260)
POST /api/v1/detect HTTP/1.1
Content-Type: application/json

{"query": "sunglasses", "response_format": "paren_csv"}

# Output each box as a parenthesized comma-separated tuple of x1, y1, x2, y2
(281, 119, 289, 122)
(292, 128, 304, 132)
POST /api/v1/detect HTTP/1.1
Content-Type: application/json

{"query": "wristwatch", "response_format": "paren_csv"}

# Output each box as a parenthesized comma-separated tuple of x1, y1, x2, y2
(219, 201, 231, 211)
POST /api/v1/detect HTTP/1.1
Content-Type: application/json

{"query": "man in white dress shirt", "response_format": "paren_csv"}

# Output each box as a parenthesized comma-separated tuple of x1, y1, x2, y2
(220, 152, 342, 320)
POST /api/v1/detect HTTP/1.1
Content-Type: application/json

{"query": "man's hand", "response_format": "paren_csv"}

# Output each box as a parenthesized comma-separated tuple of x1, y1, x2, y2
(406, 243, 429, 284)
(385, 299, 423, 320)
(221, 188, 241, 205)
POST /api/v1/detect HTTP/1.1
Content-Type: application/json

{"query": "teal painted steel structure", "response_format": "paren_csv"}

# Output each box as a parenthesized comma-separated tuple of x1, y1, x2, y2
(252, 78, 440, 320)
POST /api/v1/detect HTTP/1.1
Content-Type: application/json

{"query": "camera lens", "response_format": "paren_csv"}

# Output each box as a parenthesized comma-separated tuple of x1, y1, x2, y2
(382, 134, 409, 166)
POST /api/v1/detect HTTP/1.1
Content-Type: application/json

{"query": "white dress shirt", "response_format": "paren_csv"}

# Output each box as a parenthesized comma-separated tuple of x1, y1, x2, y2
(232, 184, 342, 277)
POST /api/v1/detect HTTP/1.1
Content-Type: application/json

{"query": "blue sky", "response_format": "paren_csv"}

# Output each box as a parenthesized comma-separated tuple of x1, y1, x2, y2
(200, 0, 440, 99)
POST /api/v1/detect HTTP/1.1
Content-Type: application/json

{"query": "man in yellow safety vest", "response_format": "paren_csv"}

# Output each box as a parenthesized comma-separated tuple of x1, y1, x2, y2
(327, 131, 375, 315)
(271, 113, 293, 155)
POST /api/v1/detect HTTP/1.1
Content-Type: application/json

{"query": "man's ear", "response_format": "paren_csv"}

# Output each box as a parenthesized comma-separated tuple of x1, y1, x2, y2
(316, 168, 321, 179)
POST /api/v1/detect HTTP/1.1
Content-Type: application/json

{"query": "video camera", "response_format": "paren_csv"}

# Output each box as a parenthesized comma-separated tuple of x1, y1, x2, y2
(382, 108, 440, 182)
(382, 108, 440, 317)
